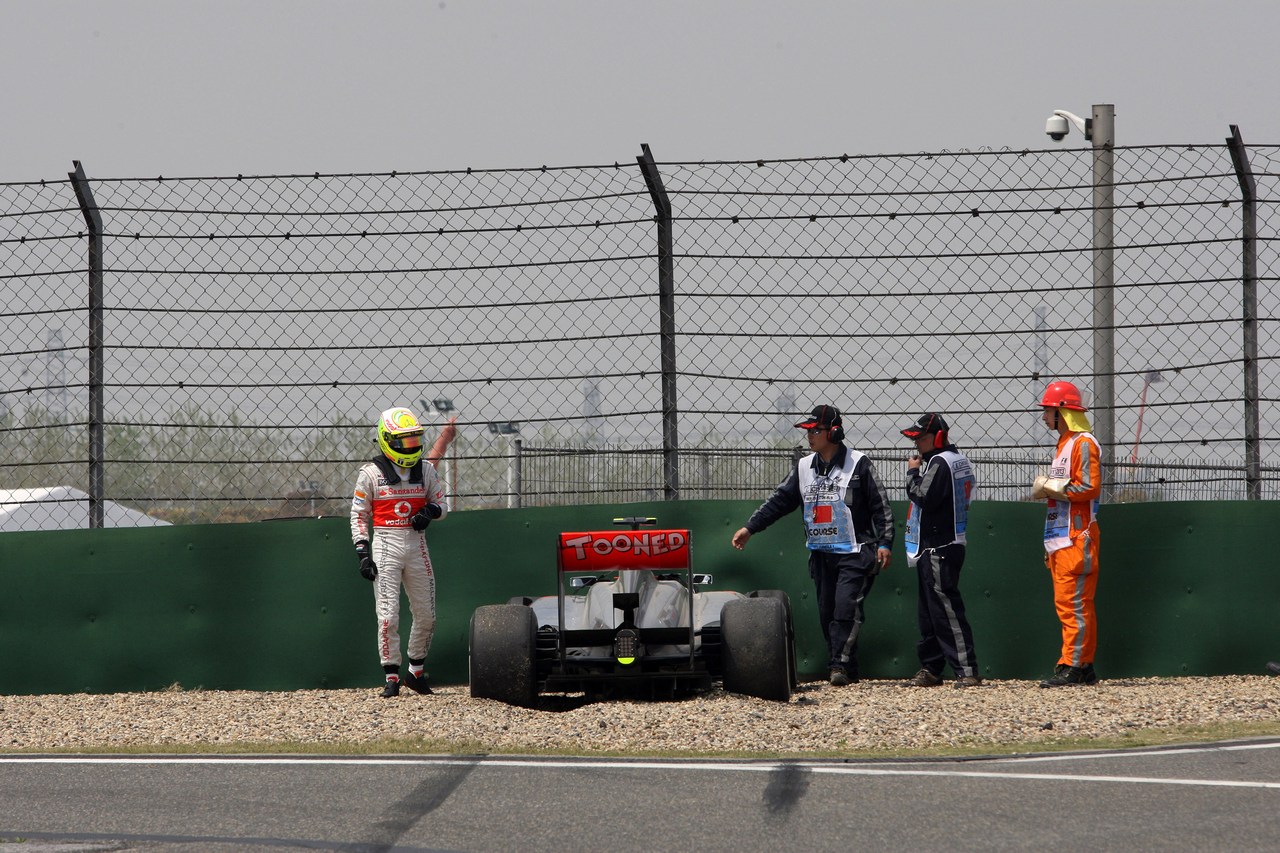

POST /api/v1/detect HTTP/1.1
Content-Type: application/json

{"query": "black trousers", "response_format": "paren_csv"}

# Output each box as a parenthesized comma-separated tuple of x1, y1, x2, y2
(809, 548, 877, 677)
(914, 543, 979, 678)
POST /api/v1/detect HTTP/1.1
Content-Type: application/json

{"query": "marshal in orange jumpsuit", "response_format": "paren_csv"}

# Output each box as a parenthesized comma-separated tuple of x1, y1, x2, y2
(1033, 381, 1102, 687)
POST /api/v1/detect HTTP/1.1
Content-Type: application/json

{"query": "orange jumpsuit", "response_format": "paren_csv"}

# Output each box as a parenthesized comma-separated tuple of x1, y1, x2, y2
(1043, 430, 1102, 667)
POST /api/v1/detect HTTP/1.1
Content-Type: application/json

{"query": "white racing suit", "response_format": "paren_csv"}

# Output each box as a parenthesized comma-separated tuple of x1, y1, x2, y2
(350, 456, 448, 668)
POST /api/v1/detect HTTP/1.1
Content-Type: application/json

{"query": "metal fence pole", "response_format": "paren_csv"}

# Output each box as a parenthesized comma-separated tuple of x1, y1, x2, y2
(68, 161, 105, 529)
(1226, 125, 1261, 500)
(637, 143, 679, 500)
(510, 436, 523, 509)
(1090, 105, 1116, 495)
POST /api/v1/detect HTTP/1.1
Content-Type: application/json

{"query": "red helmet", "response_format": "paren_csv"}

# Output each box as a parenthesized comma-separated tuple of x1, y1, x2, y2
(1040, 381, 1088, 412)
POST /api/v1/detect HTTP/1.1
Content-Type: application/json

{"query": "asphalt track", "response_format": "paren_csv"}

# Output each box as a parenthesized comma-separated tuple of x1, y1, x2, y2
(2, 739, 1278, 852)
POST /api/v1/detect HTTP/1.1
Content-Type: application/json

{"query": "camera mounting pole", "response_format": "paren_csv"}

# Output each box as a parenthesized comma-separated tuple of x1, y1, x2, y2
(1089, 105, 1116, 497)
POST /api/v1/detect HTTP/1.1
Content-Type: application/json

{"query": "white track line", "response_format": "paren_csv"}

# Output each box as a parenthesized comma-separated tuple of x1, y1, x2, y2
(3, 743, 1280, 790)
(994, 740, 1280, 763)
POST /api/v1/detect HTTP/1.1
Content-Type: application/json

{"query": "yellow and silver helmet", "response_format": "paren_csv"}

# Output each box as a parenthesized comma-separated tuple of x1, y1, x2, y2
(376, 407, 425, 468)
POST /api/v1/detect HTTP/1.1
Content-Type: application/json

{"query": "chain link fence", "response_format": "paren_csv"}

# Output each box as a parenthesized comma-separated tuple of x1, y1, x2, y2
(2, 138, 1277, 528)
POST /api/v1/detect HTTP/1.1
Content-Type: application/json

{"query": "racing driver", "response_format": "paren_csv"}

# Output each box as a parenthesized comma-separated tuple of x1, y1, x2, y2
(350, 406, 454, 698)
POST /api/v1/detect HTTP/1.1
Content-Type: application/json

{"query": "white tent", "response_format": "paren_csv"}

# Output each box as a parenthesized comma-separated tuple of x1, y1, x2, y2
(0, 487, 171, 531)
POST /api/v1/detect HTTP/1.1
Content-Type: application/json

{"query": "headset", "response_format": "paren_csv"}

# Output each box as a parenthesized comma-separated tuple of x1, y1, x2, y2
(822, 405, 845, 444)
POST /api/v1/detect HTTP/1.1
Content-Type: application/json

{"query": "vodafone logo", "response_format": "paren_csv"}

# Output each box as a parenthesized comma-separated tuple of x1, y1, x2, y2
(393, 500, 412, 518)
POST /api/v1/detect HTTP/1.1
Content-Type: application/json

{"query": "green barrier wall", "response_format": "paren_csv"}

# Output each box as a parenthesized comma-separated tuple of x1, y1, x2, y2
(1, 500, 1277, 695)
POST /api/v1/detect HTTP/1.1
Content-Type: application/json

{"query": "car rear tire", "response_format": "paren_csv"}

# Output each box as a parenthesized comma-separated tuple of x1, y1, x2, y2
(749, 589, 797, 690)
(721, 596, 792, 701)
(469, 604, 538, 706)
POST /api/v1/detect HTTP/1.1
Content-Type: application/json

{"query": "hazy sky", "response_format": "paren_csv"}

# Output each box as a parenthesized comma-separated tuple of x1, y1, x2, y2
(4, 0, 1278, 182)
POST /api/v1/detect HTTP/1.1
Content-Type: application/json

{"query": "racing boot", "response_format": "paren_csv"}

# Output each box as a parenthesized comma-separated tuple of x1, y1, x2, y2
(403, 670, 434, 695)
(380, 677, 401, 698)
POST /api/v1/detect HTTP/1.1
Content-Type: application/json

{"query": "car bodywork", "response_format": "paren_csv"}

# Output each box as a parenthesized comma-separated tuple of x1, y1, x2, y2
(469, 518, 796, 706)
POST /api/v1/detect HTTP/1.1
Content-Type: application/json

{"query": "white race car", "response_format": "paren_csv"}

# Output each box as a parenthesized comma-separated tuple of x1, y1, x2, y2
(469, 517, 796, 706)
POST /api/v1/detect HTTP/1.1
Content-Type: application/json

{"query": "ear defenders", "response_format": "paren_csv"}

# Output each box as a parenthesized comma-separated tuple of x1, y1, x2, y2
(932, 428, 947, 450)
(829, 423, 845, 444)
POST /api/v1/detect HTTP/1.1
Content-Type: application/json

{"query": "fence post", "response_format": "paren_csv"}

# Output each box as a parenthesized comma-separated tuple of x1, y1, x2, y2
(511, 437, 523, 509)
(68, 161, 105, 529)
(1226, 125, 1261, 500)
(1090, 105, 1116, 498)
(637, 143, 679, 500)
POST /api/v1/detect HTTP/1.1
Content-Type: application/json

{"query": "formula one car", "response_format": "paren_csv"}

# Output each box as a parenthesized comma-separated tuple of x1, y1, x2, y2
(469, 517, 796, 706)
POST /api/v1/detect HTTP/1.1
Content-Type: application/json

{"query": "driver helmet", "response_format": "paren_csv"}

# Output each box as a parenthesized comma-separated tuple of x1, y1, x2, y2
(376, 407, 425, 468)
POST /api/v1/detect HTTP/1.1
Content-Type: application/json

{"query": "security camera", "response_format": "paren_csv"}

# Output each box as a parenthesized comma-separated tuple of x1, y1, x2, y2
(1045, 109, 1091, 142)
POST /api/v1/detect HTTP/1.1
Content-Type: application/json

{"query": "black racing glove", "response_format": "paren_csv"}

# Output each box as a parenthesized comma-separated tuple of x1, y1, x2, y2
(410, 503, 442, 531)
(355, 539, 377, 581)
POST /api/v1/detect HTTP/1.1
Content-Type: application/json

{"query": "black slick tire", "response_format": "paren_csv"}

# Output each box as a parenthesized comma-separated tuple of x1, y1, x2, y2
(721, 596, 792, 701)
(469, 604, 538, 707)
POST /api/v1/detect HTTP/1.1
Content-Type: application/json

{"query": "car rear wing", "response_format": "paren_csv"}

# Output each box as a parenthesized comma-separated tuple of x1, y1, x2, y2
(555, 527, 697, 663)
(556, 529, 691, 573)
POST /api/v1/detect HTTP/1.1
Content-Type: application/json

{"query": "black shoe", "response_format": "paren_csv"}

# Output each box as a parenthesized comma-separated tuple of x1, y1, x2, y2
(403, 671, 434, 695)
(1267, 661, 1280, 675)
(906, 668, 943, 687)
(380, 679, 401, 698)
(829, 668, 851, 687)
(1039, 664, 1098, 688)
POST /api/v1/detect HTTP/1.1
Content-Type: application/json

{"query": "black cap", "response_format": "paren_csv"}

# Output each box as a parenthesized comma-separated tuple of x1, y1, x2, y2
(795, 404, 842, 430)
(900, 412, 949, 439)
